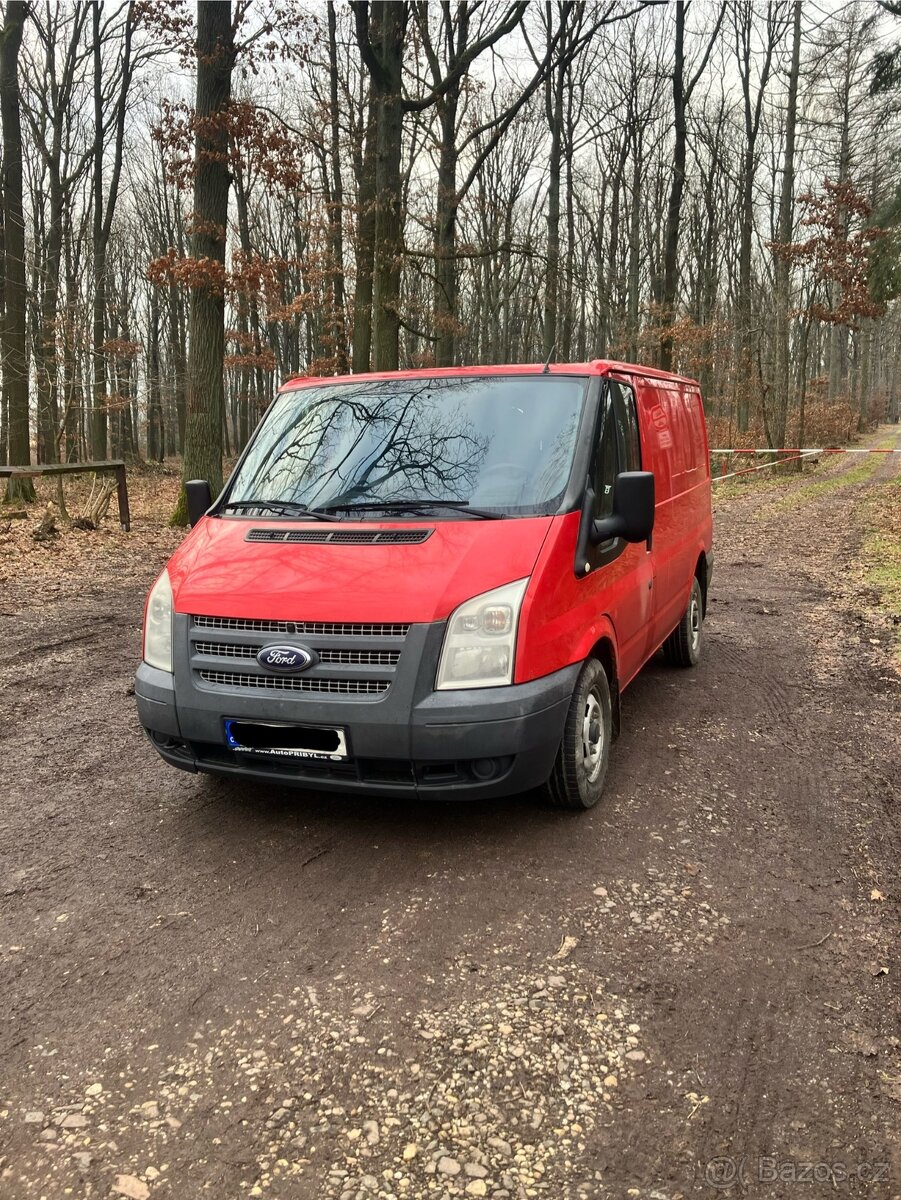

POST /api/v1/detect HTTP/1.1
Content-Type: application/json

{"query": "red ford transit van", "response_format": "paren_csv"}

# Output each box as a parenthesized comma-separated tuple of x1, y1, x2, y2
(137, 362, 712, 809)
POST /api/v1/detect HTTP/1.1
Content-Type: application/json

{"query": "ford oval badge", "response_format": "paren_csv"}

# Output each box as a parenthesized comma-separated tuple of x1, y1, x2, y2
(256, 644, 316, 673)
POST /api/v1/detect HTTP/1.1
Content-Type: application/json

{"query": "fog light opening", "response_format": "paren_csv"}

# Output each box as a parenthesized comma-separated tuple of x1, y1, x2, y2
(471, 757, 500, 781)
(150, 730, 190, 756)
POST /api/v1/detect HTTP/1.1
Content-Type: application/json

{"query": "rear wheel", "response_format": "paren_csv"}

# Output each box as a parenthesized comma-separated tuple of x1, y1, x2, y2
(543, 657, 612, 810)
(663, 576, 703, 667)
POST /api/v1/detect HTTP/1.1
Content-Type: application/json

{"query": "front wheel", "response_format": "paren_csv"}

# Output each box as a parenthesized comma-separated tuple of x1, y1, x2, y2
(543, 657, 612, 810)
(663, 576, 703, 667)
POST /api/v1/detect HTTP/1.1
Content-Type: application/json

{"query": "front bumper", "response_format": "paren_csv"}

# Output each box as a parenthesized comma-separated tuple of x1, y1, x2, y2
(136, 617, 578, 800)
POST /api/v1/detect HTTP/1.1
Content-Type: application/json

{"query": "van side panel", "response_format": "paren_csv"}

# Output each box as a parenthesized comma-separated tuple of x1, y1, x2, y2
(516, 373, 712, 692)
(630, 379, 678, 647)
(633, 377, 711, 642)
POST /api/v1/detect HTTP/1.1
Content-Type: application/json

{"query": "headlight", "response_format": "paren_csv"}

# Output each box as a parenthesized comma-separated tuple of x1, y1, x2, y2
(143, 568, 174, 672)
(436, 578, 529, 690)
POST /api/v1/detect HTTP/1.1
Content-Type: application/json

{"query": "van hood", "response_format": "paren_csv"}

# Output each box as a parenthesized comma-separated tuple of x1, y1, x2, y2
(166, 515, 555, 624)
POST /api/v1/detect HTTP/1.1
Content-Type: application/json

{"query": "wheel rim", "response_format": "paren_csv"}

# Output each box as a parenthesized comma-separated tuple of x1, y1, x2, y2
(581, 688, 604, 782)
(689, 591, 702, 654)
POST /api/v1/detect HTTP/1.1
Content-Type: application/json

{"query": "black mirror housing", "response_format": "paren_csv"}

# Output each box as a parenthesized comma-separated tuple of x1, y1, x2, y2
(185, 479, 213, 527)
(591, 471, 655, 544)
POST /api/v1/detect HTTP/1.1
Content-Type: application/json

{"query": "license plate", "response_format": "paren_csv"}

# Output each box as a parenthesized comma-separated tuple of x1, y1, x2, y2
(224, 719, 349, 761)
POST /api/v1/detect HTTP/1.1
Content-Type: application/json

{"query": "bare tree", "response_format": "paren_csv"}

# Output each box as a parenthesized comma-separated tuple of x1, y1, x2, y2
(771, 0, 801, 451)
(173, 0, 236, 523)
(658, 0, 725, 372)
(92, 1, 136, 461)
(1, 0, 33, 500)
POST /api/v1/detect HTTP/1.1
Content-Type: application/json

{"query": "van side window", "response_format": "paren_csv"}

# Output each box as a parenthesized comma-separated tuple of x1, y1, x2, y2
(592, 385, 628, 519)
(614, 382, 641, 470)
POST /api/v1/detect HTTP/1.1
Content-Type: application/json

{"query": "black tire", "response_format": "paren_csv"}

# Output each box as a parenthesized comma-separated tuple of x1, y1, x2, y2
(663, 576, 703, 667)
(543, 657, 612, 810)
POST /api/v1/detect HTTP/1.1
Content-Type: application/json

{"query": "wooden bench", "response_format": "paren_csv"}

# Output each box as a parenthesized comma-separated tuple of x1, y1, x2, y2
(0, 460, 131, 531)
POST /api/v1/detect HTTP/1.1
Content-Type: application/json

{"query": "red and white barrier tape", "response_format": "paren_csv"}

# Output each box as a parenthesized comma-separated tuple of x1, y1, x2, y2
(710, 447, 899, 454)
(711, 450, 821, 482)
(709, 444, 899, 482)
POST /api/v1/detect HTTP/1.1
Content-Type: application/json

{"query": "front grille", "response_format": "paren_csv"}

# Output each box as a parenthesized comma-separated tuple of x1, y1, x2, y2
(195, 640, 257, 659)
(190, 614, 408, 700)
(199, 671, 389, 695)
(320, 649, 400, 666)
(193, 616, 409, 638)
(246, 528, 432, 545)
(194, 642, 400, 666)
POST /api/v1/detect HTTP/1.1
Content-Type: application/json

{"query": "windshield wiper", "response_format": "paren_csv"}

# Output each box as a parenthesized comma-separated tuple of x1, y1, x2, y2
(323, 499, 505, 520)
(219, 499, 342, 522)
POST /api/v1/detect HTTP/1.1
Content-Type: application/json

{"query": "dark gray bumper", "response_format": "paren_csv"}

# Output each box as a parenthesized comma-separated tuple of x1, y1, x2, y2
(136, 618, 579, 800)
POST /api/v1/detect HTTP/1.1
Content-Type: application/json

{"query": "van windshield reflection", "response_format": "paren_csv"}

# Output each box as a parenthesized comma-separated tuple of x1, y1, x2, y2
(224, 375, 587, 518)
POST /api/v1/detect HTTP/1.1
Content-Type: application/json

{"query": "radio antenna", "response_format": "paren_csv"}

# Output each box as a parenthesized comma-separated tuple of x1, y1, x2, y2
(542, 342, 557, 374)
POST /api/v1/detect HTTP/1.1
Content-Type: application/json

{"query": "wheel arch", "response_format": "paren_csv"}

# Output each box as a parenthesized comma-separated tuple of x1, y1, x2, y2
(588, 635, 620, 738)
(694, 550, 709, 616)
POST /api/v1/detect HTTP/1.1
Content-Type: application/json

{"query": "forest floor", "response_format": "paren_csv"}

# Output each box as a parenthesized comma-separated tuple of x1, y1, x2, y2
(0, 427, 899, 1200)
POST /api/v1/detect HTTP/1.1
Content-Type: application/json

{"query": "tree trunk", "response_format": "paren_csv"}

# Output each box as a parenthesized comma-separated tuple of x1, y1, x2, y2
(543, 40, 565, 361)
(38, 172, 63, 464)
(351, 91, 377, 373)
(659, 0, 723, 371)
(174, 0, 235, 524)
(91, 1, 108, 461)
(772, 0, 801, 452)
(233, 172, 263, 448)
(169, 286, 187, 451)
(735, 135, 755, 431)
(627, 153, 642, 361)
(148, 288, 164, 462)
(434, 92, 460, 367)
(62, 248, 80, 461)
(327, 2, 349, 374)
(369, 2, 406, 371)
(659, 7, 687, 372)
(857, 320, 872, 428)
(560, 104, 576, 361)
(1, 0, 33, 500)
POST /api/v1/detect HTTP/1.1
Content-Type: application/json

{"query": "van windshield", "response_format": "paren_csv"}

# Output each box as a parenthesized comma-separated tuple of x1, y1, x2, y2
(224, 375, 587, 518)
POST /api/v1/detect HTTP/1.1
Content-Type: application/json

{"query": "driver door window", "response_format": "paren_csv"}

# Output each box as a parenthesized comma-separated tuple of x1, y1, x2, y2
(592, 385, 630, 520)
(594, 403, 620, 518)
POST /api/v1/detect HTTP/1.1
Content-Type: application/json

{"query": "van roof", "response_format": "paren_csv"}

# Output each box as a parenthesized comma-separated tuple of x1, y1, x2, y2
(281, 360, 699, 390)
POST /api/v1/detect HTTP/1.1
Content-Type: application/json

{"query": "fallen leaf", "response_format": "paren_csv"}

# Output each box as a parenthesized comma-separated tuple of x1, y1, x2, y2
(684, 862, 700, 876)
(845, 1030, 878, 1057)
(553, 935, 579, 960)
(870, 889, 885, 902)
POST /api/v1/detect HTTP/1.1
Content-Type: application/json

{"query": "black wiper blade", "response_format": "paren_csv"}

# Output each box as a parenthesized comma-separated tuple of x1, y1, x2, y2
(220, 499, 342, 522)
(323, 499, 505, 520)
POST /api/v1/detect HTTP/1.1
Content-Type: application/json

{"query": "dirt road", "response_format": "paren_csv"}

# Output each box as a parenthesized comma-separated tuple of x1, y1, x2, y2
(1, 438, 899, 1200)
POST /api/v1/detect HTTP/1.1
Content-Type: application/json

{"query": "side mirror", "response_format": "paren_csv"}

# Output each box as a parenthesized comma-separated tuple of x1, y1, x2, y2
(591, 471, 655, 544)
(185, 479, 213, 527)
